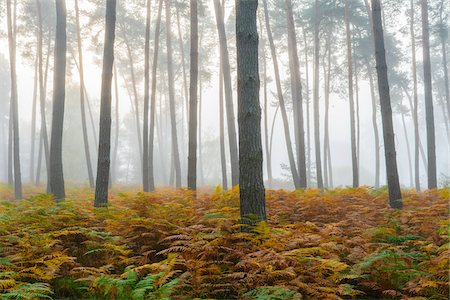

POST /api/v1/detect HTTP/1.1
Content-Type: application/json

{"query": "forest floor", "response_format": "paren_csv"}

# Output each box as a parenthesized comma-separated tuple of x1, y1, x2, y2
(0, 185, 448, 300)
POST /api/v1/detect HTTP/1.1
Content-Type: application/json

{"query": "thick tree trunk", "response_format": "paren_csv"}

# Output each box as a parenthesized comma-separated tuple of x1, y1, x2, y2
(6, 0, 22, 199)
(285, 0, 307, 188)
(148, 0, 163, 191)
(262, 0, 301, 188)
(165, 0, 182, 188)
(94, 0, 116, 207)
(345, 0, 359, 188)
(143, 0, 152, 192)
(187, 0, 198, 191)
(213, 0, 239, 186)
(421, 0, 437, 189)
(313, 0, 323, 189)
(371, 0, 402, 208)
(236, 0, 266, 226)
(49, 0, 67, 200)
(75, 0, 94, 188)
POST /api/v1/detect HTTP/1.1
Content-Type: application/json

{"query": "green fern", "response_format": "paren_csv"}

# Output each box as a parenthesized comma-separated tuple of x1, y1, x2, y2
(243, 286, 300, 300)
(0, 283, 53, 300)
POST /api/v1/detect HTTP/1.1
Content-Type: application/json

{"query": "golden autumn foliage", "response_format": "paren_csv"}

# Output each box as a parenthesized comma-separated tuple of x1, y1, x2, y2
(0, 185, 448, 299)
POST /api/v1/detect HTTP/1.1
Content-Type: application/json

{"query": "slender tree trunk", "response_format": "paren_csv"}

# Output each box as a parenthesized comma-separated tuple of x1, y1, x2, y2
(148, 0, 163, 191)
(187, 0, 198, 191)
(262, 0, 300, 188)
(30, 52, 38, 182)
(401, 108, 414, 187)
(367, 61, 381, 188)
(112, 64, 119, 184)
(313, 0, 323, 188)
(165, 0, 181, 188)
(345, 0, 358, 188)
(8, 109, 12, 186)
(198, 77, 204, 185)
(213, 0, 239, 186)
(323, 35, 333, 188)
(285, 0, 307, 188)
(236, 0, 266, 226)
(219, 61, 228, 190)
(6, 0, 21, 199)
(142, 0, 152, 192)
(303, 28, 312, 186)
(354, 55, 361, 177)
(371, 0, 402, 208)
(95, 0, 116, 206)
(75, 0, 94, 188)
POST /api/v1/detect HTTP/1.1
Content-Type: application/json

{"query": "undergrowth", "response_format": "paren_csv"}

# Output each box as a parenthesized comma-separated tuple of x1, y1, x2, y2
(0, 186, 448, 299)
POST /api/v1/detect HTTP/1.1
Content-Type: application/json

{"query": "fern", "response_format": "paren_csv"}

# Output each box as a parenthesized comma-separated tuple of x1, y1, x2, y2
(0, 283, 53, 300)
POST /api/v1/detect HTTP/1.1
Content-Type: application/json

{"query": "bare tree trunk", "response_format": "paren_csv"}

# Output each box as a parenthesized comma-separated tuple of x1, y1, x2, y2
(313, 0, 323, 189)
(345, 0, 358, 188)
(285, 0, 307, 188)
(142, 0, 152, 192)
(323, 35, 333, 188)
(302, 28, 312, 186)
(262, 0, 300, 188)
(371, 0, 402, 208)
(6, 0, 21, 199)
(75, 0, 94, 188)
(236, 0, 266, 226)
(213, 0, 239, 186)
(30, 52, 38, 182)
(219, 61, 228, 190)
(8, 109, 12, 186)
(165, 0, 181, 188)
(401, 107, 414, 187)
(187, 0, 198, 191)
(198, 77, 204, 185)
(367, 62, 381, 188)
(112, 64, 119, 184)
(95, 0, 117, 207)
(148, 0, 163, 191)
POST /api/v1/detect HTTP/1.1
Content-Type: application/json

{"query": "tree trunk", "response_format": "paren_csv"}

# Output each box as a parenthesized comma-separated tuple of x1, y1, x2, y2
(345, 0, 358, 188)
(302, 28, 312, 186)
(94, 0, 117, 207)
(75, 0, 94, 188)
(30, 51, 38, 182)
(112, 63, 119, 184)
(236, 0, 266, 226)
(421, 0, 437, 189)
(176, 6, 189, 127)
(401, 107, 414, 187)
(371, 0, 402, 208)
(148, 0, 163, 191)
(213, 0, 239, 186)
(165, 0, 181, 188)
(187, 0, 198, 191)
(285, 0, 307, 188)
(6, 0, 22, 199)
(262, 0, 300, 188)
(323, 35, 333, 188)
(367, 62, 381, 188)
(142, 0, 152, 192)
(198, 77, 204, 185)
(313, 0, 323, 189)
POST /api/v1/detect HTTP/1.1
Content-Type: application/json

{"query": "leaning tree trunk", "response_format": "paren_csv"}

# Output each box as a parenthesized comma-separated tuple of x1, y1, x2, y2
(421, 0, 437, 189)
(313, 0, 324, 188)
(371, 0, 402, 208)
(49, 0, 67, 201)
(219, 61, 228, 190)
(236, 0, 266, 227)
(165, 0, 182, 188)
(94, 0, 116, 207)
(285, 0, 307, 188)
(187, 0, 198, 191)
(213, 0, 239, 186)
(345, 0, 358, 188)
(262, 0, 301, 188)
(148, 0, 163, 191)
(6, 0, 22, 199)
(142, 0, 151, 192)
(75, 0, 94, 188)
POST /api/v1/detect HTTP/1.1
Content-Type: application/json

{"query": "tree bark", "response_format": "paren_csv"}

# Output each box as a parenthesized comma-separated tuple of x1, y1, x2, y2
(213, 0, 239, 186)
(302, 28, 312, 186)
(401, 107, 414, 187)
(75, 0, 94, 188)
(285, 0, 307, 188)
(187, 0, 198, 191)
(345, 0, 358, 188)
(323, 35, 333, 188)
(112, 63, 120, 184)
(262, 0, 300, 188)
(165, 0, 182, 188)
(94, 0, 117, 207)
(219, 61, 228, 190)
(143, 0, 152, 192)
(371, 0, 402, 208)
(236, 0, 266, 226)
(30, 51, 38, 182)
(313, 0, 323, 189)
(6, 0, 22, 199)
(148, 0, 164, 191)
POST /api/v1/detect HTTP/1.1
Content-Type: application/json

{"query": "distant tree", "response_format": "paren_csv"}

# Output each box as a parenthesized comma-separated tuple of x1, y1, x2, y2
(236, 0, 266, 226)
(371, 0, 402, 208)
(187, 0, 198, 191)
(142, 0, 151, 192)
(6, 0, 22, 199)
(95, 0, 117, 207)
(421, 0, 437, 189)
